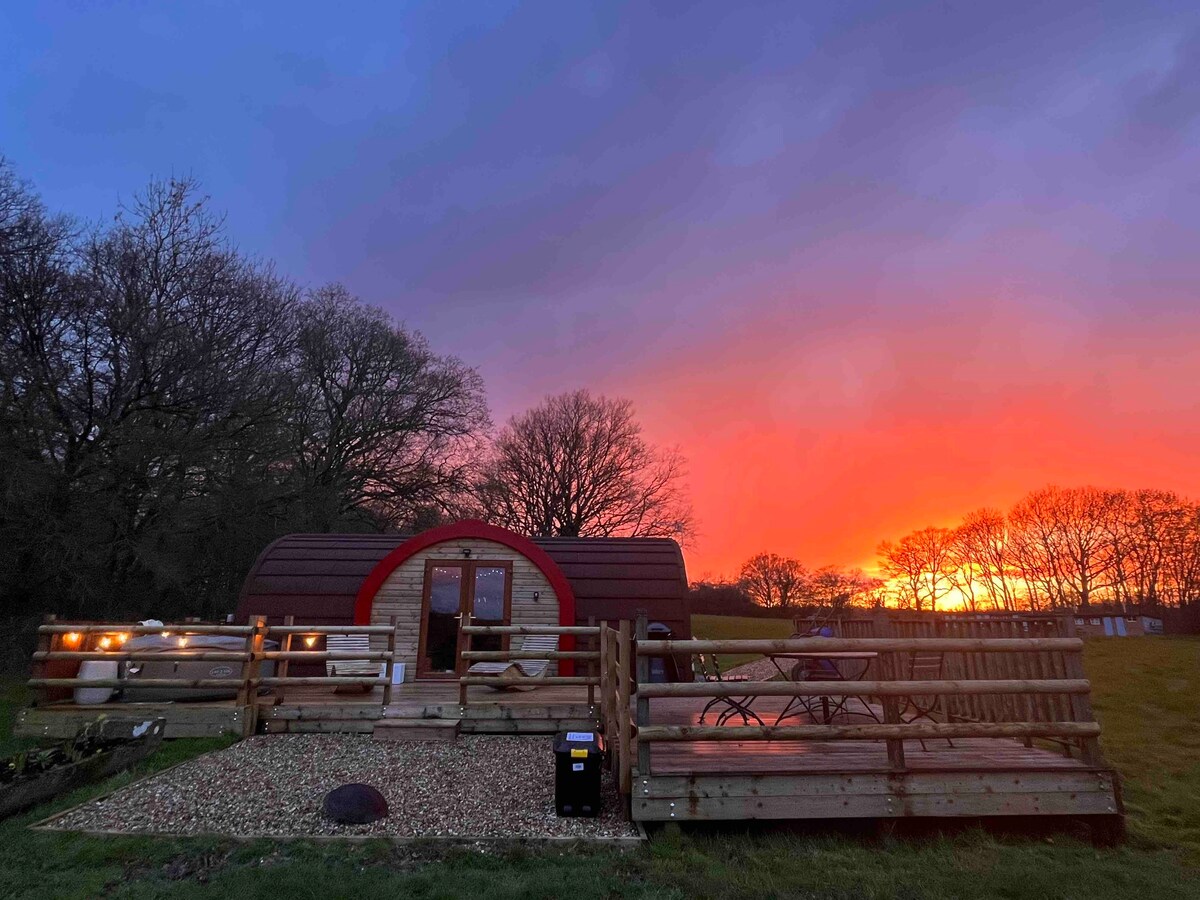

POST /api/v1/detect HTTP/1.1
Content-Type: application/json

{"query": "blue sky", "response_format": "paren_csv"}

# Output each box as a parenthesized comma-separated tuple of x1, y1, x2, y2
(4, 1, 1199, 572)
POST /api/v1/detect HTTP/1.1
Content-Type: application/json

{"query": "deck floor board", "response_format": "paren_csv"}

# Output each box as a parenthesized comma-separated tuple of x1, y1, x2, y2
(645, 695, 1094, 775)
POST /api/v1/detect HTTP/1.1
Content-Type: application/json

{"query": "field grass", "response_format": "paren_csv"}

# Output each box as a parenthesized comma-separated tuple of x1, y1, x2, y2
(0, 627, 1197, 898)
(690, 613, 794, 668)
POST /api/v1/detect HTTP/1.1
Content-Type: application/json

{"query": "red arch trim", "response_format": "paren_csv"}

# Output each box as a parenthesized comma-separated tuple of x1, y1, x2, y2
(352, 520, 578, 674)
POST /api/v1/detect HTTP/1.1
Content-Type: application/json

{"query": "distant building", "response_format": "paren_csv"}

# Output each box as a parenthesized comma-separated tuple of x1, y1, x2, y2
(1071, 612, 1155, 637)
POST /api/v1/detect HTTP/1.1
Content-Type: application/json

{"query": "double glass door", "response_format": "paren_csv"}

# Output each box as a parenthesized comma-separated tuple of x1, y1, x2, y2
(417, 559, 512, 679)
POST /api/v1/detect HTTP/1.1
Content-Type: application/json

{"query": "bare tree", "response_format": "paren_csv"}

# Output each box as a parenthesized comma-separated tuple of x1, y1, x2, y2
(0, 163, 493, 621)
(951, 509, 1018, 611)
(286, 286, 489, 530)
(877, 526, 956, 611)
(1009, 486, 1119, 610)
(477, 389, 692, 539)
(803, 565, 880, 614)
(738, 553, 806, 609)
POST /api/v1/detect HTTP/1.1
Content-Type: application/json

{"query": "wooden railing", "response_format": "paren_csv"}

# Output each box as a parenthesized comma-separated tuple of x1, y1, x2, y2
(633, 631, 1105, 773)
(597, 621, 634, 795)
(457, 622, 602, 706)
(792, 611, 1081, 733)
(29, 617, 402, 737)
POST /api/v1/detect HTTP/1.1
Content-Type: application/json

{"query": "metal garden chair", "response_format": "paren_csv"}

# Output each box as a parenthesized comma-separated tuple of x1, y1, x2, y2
(693, 653, 763, 726)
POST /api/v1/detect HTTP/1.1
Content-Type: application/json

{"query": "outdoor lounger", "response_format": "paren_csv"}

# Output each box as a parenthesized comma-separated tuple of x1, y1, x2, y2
(466, 633, 559, 689)
(326, 633, 385, 692)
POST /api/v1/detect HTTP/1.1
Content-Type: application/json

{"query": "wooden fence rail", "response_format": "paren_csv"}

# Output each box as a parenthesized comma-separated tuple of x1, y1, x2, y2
(28, 617, 402, 737)
(635, 638, 1084, 654)
(636, 721, 1102, 742)
(631, 617, 1106, 774)
(638, 679, 1092, 698)
(456, 620, 603, 705)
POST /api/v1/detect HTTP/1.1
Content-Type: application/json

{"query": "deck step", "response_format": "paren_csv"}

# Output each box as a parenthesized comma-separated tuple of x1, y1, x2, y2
(373, 717, 461, 742)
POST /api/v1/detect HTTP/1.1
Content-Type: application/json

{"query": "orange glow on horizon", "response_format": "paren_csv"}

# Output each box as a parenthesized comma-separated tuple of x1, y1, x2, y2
(601, 305, 1200, 581)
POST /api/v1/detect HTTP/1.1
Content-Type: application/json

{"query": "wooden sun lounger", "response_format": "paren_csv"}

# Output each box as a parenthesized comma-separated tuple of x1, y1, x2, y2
(466, 634, 558, 689)
(326, 634, 385, 693)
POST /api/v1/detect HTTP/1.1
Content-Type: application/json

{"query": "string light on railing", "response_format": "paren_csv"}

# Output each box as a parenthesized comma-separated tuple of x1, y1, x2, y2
(64, 632, 82, 646)
(98, 636, 112, 650)
(304, 635, 318, 648)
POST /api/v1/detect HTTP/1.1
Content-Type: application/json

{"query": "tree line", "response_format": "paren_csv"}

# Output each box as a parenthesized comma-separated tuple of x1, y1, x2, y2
(688, 555, 882, 618)
(878, 486, 1200, 612)
(693, 484, 1200, 618)
(0, 161, 691, 623)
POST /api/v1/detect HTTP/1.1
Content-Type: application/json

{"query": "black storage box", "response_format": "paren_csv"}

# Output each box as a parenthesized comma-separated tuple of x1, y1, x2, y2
(553, 730, 606, 817)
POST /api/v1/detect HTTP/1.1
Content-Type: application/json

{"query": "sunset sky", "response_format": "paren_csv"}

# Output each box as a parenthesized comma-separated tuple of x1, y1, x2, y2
(4, 2, 1199, 577)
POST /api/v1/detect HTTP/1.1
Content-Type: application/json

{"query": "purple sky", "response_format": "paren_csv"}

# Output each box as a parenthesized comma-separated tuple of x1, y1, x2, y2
(4, 2, 1199, 574)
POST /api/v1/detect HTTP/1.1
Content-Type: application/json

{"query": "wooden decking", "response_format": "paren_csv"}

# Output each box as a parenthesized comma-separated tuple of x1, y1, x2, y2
(633, 694, 1121, 823)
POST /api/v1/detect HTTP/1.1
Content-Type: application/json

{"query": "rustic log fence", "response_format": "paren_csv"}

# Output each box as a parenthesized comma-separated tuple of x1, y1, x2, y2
(457, 621, 602, 706)
(29, 617, 402, 737)
(632, 626, 1106, 772)
(792, 610, 1083, 746)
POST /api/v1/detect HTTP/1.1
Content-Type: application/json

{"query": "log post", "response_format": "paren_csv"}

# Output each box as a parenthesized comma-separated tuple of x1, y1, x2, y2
(274, 615, 294, 704)
(618, 619, 633, 795)
(458, 613, 472, 707)
(1061, 617, 1103, 766)
(32, 615, 56, 707)
(600, 623, 612, 735)
(635, 611, 650, 776)
(586, 615, 596, 709)
(238, 615, 266, 738)
(382, 615, 398, 708)
(872, 607, 905, 769)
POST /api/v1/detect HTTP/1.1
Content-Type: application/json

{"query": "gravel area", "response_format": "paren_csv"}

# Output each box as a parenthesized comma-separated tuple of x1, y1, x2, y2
(43, 734, 639, 841)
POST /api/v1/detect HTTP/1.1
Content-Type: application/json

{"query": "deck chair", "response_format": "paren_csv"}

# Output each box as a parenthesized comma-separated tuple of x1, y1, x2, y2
(898, 651, 952, 750)
(694, 653, 763, 726)
(326, 633, 385, 694)
(466, 633, 558, 690)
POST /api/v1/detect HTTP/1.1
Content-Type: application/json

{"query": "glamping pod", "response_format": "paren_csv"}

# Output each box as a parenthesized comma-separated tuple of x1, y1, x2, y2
(235, 520, 690, 682)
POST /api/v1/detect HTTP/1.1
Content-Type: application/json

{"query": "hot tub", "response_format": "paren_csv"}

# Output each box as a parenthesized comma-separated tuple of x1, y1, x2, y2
(118, 634, 278, 702)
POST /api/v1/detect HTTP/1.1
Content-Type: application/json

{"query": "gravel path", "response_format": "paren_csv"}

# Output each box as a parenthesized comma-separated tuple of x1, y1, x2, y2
(44, 734, 639, 841)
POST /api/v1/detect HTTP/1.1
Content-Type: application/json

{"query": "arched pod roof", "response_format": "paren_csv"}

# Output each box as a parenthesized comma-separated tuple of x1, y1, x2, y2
(235, 521, 690, 634)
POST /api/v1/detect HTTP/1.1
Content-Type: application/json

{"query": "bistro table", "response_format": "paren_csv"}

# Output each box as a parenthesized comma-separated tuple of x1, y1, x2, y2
(766, 651, 881, 725)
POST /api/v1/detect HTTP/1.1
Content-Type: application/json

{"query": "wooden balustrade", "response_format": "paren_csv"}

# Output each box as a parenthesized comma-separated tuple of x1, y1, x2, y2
(456, 621, 603, 705)
(637, 679, 1092, 698)
(26, 617, 403, 738)
(635, 637, 1084, 654)
(630, 614, 1106, 779)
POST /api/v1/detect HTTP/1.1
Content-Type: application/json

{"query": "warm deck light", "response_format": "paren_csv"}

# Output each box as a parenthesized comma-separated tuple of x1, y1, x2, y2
(116, 632, 130, 644)
(304, 635, 318, 648)
(161, 631, 171, 638)
(177, 636, 189, 648)
(98, 636, 112, 650)
(64, 632, 81, 646)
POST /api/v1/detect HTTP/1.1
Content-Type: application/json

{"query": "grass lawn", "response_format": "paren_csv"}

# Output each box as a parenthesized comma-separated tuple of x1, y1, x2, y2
(690, 613, 795, 669)
(0, 629, 1197, 898)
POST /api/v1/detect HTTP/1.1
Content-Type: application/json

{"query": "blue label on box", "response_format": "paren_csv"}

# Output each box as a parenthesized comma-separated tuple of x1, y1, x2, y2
(566, 731, 594, 742)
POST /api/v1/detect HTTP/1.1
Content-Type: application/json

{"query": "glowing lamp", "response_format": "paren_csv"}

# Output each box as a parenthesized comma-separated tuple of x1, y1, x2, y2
(63, 632, 82, 646)
(177, 636, 189, 648)
(116, 632, 130, 644)
(161, 631, 171, 638)
(304, 635, 318, 649)
(98, 637, 112, 650)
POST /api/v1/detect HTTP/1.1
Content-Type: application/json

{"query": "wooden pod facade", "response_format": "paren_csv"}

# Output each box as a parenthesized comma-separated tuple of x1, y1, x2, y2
(235, 520, 690, 682)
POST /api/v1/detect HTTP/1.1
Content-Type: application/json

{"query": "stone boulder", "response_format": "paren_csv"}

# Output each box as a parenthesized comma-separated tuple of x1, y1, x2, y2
(322, 783, 389, 824)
